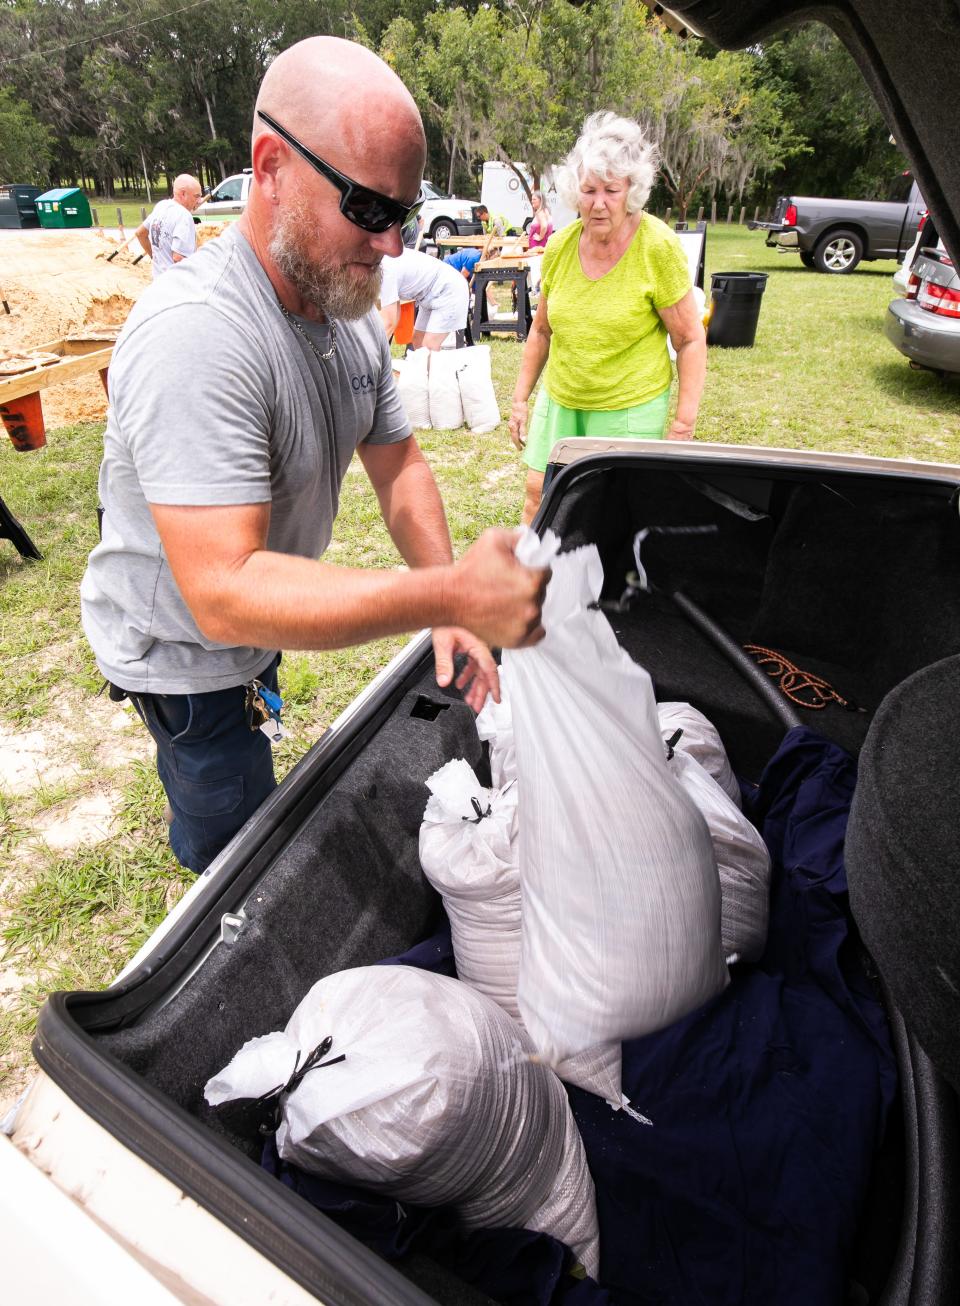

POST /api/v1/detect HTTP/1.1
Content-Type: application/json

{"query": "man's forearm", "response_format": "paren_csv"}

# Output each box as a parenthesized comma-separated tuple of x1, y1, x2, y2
(135, 224, 151, 258)
(373, 452, 453, 568)
(201, 551, 459, 650)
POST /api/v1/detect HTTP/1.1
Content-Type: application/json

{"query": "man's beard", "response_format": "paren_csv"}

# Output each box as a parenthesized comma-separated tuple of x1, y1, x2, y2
(269, 198, 382, 320)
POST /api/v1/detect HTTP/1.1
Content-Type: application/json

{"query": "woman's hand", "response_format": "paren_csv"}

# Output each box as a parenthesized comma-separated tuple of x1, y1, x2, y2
(508, 397, 528, 451)
(666, 415, 696, 441)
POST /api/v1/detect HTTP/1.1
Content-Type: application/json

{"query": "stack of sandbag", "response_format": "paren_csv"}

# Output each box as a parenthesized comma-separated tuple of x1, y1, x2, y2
(204, 964, 599, 1276)
(477, 669, 770, 970)
(419, 759, 625, 1110)
(393, 345, 500, 433)
(500, 530, 729, 1068)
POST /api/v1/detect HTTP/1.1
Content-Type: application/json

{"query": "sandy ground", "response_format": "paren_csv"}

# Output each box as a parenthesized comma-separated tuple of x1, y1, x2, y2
(0, 684, 156, 1114)
(0, 225, 228, 429)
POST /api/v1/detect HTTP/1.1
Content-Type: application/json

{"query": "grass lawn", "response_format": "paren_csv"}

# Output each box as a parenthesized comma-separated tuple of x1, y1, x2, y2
(1, 223, 959, 1106)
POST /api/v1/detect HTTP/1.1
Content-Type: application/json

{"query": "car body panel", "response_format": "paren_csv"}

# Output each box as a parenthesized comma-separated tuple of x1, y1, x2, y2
(4, 1074, 321, 1306)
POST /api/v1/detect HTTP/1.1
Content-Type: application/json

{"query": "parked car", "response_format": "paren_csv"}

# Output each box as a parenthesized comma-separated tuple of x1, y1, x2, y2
(892, 210, 929, 294)
(749, 174, 924, 272)
(5, 4, 960, 1306)
(417, 179, 482, 241)
(195, 170, 253, 219)
(885, 212, 960, 374)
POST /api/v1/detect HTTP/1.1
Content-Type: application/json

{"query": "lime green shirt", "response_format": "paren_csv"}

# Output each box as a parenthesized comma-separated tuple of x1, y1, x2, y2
(541, 214, 691, 410)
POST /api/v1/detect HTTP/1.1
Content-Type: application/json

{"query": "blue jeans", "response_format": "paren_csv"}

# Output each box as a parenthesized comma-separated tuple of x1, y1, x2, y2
(129, 656, 280, 874)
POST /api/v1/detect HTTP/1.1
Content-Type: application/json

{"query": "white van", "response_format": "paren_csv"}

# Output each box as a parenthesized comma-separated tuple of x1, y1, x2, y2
(480, 162, 576, 234)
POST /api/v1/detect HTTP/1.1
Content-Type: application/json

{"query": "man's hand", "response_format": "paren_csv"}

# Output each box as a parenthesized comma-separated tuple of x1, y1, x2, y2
(451, 528, 548, 650)
(433, 627, 500, 712)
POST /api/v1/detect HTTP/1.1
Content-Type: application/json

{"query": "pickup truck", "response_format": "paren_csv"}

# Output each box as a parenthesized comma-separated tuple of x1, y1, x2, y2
(750, 175, 925, 272)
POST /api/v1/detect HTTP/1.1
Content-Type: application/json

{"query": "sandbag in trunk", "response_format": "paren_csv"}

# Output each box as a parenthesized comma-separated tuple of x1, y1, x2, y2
(501, 529, 729, 1066)
(665, 747, 771, 962)
(419, 758, 623, 1109)
(204, 964, 600, 1276)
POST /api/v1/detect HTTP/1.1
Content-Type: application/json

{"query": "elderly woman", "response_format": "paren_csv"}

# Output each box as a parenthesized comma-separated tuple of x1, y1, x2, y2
(509, 112, 706, 524)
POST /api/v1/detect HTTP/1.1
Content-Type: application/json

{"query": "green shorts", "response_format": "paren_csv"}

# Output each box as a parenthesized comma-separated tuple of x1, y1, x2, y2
(522, 388, 671, 473)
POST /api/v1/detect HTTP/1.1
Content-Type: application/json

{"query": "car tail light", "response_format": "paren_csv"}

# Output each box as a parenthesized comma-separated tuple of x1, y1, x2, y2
(906, 272, 921, 299)
(918, 280, 960, 318)
(918, 210, 928, 231)
(784, 203, 797, 226)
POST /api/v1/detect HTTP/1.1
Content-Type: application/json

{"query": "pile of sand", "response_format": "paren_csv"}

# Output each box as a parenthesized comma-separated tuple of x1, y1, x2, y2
(0, 224, 229, 428)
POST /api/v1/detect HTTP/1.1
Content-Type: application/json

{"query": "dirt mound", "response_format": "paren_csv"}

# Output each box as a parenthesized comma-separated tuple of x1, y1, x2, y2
(0, 230, 151, 429)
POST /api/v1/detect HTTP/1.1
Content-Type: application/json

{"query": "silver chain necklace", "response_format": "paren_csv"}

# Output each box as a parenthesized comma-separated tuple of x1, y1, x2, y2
(277, 300, 337, 362)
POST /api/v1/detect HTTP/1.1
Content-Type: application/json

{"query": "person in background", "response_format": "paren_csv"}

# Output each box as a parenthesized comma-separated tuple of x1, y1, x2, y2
(475, 205, 506, 237)
(82, 38, 546, 875)
(526, 189, 553, 295)
(379, 246, 470, 349)
(508, 111, 706, 524)
(443, 246, 482, 280)
(135, 174, 203, 277)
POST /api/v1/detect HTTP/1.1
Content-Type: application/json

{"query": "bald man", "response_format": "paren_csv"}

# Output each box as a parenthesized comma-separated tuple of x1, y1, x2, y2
(135, 174, 203, 277)
(81, 37, 546, 875)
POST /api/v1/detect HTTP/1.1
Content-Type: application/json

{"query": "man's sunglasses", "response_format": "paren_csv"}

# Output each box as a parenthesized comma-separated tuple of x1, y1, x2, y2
(256, 109, 422, 235)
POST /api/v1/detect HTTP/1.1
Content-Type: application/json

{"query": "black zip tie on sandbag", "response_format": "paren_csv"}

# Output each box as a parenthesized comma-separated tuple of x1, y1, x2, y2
(462, 796, 492, 824)
(207, 1035, 346, 1139)
(664, 728, 684, 761)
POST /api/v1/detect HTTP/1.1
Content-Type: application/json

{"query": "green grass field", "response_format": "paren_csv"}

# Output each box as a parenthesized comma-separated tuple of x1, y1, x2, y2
(1, 224, 959, 1103)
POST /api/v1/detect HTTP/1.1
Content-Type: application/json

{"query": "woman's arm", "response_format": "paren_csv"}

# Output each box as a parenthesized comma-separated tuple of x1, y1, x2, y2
(508, 294, 552, 451)
(658, 290, 707, 441)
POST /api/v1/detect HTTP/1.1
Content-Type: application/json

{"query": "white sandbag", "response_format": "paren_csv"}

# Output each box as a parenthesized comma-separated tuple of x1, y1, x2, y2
(475, 694, 516, 789)
(396, 346, 431, 428)
(204, 964, 599, 1276)
(666, 748, 771, 963)
(658, 701, 742, 807)
(428, 346, 464, 430)
(455, 344, 501, 434)
(501, 529, 729, 1065)
(419, 759, 623, 1108)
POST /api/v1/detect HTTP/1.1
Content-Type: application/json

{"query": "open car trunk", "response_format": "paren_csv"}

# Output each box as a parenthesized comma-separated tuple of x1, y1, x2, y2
(32, 444, 960, 1305)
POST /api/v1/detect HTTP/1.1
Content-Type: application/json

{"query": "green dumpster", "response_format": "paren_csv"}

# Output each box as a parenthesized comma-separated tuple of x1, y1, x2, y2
(35, 187, 92, 229)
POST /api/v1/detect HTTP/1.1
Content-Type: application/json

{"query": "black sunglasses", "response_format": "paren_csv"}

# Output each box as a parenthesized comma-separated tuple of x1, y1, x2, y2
(256, 109, 422, 235)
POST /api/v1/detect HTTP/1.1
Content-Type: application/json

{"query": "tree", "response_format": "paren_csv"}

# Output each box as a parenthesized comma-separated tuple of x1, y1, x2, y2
(0, 88, 52, 184)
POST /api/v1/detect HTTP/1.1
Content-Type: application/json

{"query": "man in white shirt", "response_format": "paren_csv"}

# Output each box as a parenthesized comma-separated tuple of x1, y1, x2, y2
(379, 246, 469, 349)
(136, 174, 204, 276)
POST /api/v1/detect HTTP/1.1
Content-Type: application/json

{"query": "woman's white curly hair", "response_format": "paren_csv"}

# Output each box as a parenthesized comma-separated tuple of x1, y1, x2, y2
(556, 111, 659, 215)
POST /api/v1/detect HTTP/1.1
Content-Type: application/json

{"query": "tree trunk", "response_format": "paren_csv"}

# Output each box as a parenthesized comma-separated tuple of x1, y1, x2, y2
(140, 148, 152, 204)
(447, 136, 458, 195)
(201, 90, 227, 182)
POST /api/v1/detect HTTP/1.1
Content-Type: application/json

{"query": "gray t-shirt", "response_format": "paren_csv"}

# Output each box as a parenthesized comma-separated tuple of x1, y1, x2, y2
(80, 225, 410, 694)
(146, 198, 197, 277)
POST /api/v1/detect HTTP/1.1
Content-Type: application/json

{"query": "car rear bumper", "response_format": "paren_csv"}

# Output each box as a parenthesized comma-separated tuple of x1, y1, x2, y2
(751, 224, 800, 250)
(885, 297, 960, 372)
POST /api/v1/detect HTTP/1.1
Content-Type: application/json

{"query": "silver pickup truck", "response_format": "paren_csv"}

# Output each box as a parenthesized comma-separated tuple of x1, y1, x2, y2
(750, 175, 925, 272)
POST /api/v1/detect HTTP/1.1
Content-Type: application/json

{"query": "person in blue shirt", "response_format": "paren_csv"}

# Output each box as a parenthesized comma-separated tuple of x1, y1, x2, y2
(443, 247, 482, 278)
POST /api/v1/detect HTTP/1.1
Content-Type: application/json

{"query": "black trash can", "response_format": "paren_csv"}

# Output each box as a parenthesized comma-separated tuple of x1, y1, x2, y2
(706, 271, 768, 348)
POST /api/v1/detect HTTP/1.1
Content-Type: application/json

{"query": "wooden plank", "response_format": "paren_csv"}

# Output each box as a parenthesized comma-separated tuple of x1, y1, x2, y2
(36, 335, 117, 358)
(0, 346, 113, 404)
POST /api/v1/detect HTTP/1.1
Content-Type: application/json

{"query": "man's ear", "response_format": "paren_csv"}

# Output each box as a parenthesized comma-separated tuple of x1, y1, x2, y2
(251, 129, 284, 192)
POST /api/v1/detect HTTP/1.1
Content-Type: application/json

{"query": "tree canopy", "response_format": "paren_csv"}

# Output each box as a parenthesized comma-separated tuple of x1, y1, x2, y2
(0, 1, 906, 210)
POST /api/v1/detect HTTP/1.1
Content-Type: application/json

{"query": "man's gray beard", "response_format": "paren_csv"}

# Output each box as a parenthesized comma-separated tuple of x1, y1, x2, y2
(269, 204, 382, 320)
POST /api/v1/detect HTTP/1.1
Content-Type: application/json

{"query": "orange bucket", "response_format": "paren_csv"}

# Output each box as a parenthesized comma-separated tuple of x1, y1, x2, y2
(1, 390, 47, 451)
(394, 299, 416, 346)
